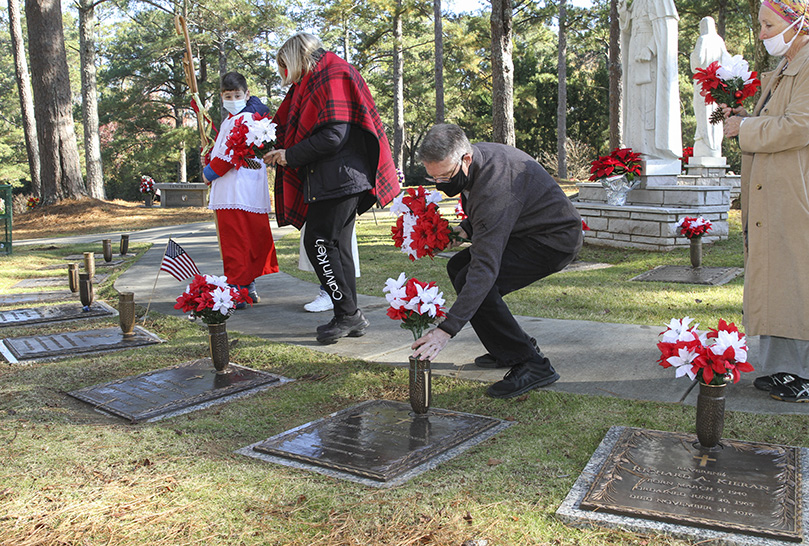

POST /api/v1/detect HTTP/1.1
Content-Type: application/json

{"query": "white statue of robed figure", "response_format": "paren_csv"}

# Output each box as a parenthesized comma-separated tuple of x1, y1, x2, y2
(690, 16, 729, 163)
(619, 0, 682, 178)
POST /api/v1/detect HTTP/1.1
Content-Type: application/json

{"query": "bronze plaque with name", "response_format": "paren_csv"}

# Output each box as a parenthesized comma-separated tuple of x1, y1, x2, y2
(0, 291, 75, 306)
(0, 302, 116, 328)
(68, 359, 283, 422)
(581, 428, 802, 541)
(253, 399, 502, 482)
(630, 265, 743, 286)
(1, 326, 161, 363)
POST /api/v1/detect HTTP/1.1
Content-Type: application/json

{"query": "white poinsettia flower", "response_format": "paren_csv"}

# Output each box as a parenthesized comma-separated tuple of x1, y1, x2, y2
(711, 329, 748, 362)
(211, 287, 234, 315)
(205, 274, 230, 289)
(415, 283, 445, 317)
(661, 317, 700, 343)
(666, 347, 699, 380)
(400, 214, 418, 258)
(245, 118, 276, 147)
(383, 272, 407, 293)
(389, 193, 409, 216)
(383, 273, 409, 308)
(425, 190, 443, 205)
(717, 55, 752, 82)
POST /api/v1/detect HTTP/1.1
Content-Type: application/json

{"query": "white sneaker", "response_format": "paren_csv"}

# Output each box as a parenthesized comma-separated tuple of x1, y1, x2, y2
(304, 290, 334, 312)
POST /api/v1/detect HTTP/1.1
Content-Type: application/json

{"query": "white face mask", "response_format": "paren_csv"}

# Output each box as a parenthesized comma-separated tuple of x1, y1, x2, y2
(764, 15, 805, 56)
(223, 99, 247, 115)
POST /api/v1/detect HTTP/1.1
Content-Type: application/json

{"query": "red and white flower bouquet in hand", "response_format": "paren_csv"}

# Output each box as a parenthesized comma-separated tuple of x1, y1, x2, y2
(384, 272, 446, 340)
(693, 55, 761, 124)
(390, 186, 454, 260)
(677, 216, 712, 239)
(225, 112, 277, 169)
(174, 274, 251, 324)
(657, 317, 754, 385)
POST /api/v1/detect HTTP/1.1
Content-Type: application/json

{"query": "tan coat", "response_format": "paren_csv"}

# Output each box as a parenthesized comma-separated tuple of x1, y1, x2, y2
(739, 44, 809, 341)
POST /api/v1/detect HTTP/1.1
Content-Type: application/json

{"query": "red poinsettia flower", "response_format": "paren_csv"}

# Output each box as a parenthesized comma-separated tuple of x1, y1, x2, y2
(589, 148, 643, 181)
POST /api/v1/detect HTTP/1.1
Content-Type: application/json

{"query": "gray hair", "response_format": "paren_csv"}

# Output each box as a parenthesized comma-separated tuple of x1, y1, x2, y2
(417, 124, 473, 164)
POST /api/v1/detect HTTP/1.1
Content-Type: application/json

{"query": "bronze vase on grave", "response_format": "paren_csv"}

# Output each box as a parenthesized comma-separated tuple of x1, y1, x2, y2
(695, 381, 725, 451)
(83, 251, 95, 279)
(144, 193, 153, 208)
(67, 263, 79, 293)
(207, 322, 230, 373)
(79, 273, 94, 310)
(690, 237, 703, 268)
(102, 239, 112, 262)
(118, 292, 135, 336)
(408, 356, 432, 414)
(120, 234, 129, 256)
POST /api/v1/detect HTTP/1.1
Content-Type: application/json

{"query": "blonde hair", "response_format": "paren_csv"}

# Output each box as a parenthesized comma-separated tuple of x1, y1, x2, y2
(277, 33, 323, 85)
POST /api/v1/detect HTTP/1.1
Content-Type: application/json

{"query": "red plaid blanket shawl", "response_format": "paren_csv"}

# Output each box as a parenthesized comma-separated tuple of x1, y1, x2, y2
(272, 51, 400, 228)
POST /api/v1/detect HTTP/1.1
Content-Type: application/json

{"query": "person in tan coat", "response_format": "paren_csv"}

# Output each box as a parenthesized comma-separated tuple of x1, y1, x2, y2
(723, 0, 809, 402)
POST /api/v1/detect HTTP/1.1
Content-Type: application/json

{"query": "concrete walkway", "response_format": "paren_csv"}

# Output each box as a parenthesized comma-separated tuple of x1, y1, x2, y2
(18, 220, 809, 416)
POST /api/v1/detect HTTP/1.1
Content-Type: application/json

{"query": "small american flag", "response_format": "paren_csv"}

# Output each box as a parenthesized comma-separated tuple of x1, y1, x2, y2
(160, 239, 201, 281)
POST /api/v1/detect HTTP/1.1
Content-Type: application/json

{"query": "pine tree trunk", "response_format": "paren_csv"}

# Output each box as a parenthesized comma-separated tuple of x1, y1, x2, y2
(556, 0, 568, 180)
(79, 0, 105, 199)
(434, 0, 445, 124)
(491, 0, 514, 146)
(7, 0, 41, 197)
(609, 0, 622, 150)
(393, 0, 405, 169)
(25, 0, 85, 204)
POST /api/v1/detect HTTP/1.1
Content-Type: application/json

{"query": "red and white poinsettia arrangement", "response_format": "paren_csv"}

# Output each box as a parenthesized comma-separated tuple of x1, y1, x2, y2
(390, 186, 453, 261)
(225, 112, 277, 169)
(657, 317, 754, 385)
(174, 274, 251, 324)
(140, 175, 156, 195)
(677, 216, 712, 239)
(693, 55, 760, 124)
(384, 272, 447, 341)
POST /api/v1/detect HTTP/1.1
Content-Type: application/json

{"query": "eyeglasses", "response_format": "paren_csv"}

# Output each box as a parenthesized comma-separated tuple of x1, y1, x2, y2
(425, 156, 464, 184)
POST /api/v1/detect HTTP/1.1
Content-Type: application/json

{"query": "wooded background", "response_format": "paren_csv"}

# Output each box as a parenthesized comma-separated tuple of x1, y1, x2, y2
(0, 0, 767, 203)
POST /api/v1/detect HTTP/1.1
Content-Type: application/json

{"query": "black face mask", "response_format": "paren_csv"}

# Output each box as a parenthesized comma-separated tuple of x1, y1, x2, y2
(435, 164, 468, 197)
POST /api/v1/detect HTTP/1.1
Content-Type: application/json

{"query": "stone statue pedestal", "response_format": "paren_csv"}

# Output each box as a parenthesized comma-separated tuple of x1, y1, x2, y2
(686, 156, 729, 177)
(640, 159, 682, 187)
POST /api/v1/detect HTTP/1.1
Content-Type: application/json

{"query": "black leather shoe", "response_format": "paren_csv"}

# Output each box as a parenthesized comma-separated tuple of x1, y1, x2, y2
(753, 372, 799, 392)
(316, 309, 369, 344)
(474, 337, 540, 369)
(770, 378, 809, 402)
(486, 358, 559, 399)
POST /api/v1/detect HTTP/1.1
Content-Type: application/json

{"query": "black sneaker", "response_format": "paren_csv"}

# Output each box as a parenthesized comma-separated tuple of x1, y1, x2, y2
(316, 309, 370, 344)
(769, 378, 809, 403)
(486, 358, 560, 399)
(474, 337, 540, 369)
(753, 372, 798, 392)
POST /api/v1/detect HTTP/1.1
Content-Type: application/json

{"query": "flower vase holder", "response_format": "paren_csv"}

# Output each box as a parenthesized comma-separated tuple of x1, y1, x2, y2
(601, 174, 639, 206)
(67, 263, 79, 293)
(119, 234, 129, 256)
(83, 251, 95, 279)
(102, 239, 112, 262)
(208, 323, 230, 373)
(695, 382, 725, 451)
(118, 292, 136, 337)
(144, 193, 153, 208)
(79, 273, 94, 311)
(690, 237, 703, 268)
(408, 356, 431, 414)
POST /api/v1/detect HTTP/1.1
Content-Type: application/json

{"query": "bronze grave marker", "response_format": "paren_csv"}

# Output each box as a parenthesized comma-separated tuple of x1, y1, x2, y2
(580, 428, 802, 541)
(250, 399, 507, 484)
(0, 302, 116, 328)
(0, 326, 162, 363)
(631, 265, 743, 286)
(68, 359, 286, 422)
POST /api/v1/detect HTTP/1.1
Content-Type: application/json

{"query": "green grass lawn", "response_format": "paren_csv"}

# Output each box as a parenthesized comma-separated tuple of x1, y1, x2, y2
(1, 213, 805, 546)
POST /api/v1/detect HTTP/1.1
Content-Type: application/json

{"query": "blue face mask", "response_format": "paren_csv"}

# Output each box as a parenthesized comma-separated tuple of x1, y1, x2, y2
(223, 98, 247, 115)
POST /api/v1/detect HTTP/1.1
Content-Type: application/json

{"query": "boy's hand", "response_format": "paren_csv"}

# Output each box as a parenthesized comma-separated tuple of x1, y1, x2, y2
(264, 149, 287, 166)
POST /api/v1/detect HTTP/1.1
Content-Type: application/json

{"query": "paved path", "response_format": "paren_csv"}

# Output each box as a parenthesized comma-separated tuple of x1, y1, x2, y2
(17, 220, 809, 416)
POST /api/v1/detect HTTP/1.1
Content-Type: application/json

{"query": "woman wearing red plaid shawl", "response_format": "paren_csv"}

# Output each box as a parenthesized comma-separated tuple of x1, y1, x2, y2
(265, 33, 400, 344)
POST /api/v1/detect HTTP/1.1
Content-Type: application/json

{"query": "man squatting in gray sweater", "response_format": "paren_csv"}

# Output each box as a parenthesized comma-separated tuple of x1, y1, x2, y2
(412, 124, 583, 399)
